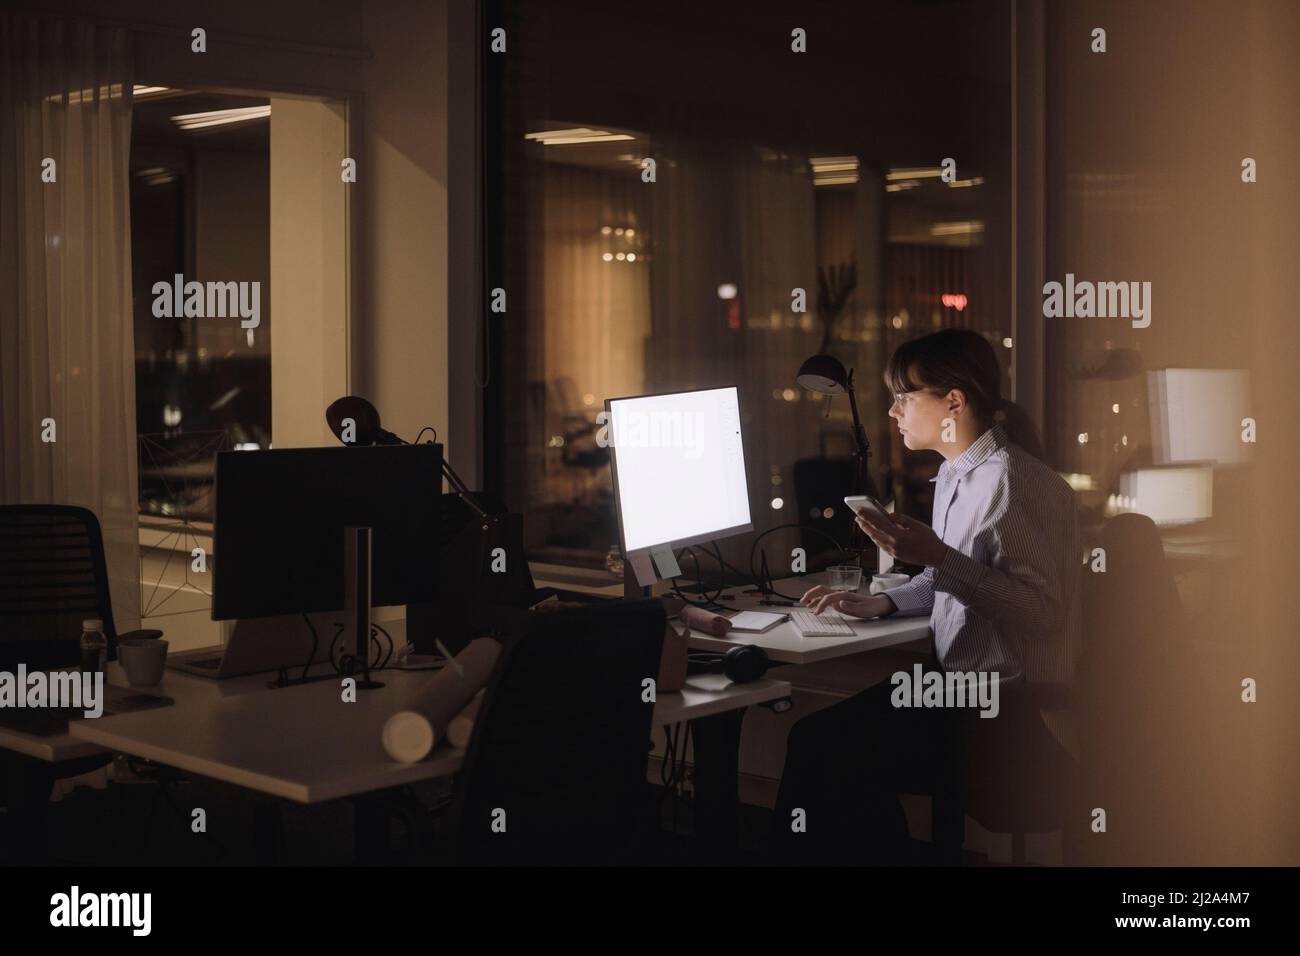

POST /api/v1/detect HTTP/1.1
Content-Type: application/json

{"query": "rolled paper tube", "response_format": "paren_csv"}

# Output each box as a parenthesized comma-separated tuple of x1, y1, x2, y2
(445, 690, 485, 750)
(680, 605, 731, 636)
(382, 711, 435, 764)
(381, 637, 501, 763)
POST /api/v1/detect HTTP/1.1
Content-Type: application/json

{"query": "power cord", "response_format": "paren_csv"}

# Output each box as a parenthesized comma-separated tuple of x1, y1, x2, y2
(707, 541, 752, 583)
(747, 523, 853, 602)
(300, 612, 319, 682)
(670, 545, 727, 609)
(658, 722, 694, 842)
(329, 620, 399, 676)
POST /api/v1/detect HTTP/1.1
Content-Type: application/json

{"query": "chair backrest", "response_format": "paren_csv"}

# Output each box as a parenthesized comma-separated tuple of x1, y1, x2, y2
(0, 505, 118, 669)
(1075, 511, 1217, 863)
(449, 599, 665, 864)
(1079, 511, 1188, 688)
(407, 491, 537, 656)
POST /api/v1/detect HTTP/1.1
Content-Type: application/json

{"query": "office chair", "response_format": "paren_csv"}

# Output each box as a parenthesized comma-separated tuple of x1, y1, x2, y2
(933, 511, 1209, 865)
(441, 599, 665, 865)
(0, 504, 121, 667)
(931, 685, 1080, 865)
(0, 505, 119, 860)
(407, 490, 540, 656)
(1072, 511, 1221, 865)
(929, 510, 1091, 867)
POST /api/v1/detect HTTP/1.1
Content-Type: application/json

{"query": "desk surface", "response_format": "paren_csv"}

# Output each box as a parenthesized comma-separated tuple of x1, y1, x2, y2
(54, 662, 788, 803)
(682, 574, 932, 664)
(0, 663, 286, 763)
(0, 716, 106, 763)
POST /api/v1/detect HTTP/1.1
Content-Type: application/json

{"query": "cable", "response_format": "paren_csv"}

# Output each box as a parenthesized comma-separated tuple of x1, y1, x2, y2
(660, 722, 687, 839)
(709, 542, 751, 583)
(326, 620, 401, 677)
(300, 613, 319, 681)
(329, 622, 348, 674)
(680, 721, 692, 798)
(747, 523, 853, 602)
(669, 546, 726, 609)
(372, 622, 395, 670)
(413, 426, 438, 445)
(659, 723, 677, 820)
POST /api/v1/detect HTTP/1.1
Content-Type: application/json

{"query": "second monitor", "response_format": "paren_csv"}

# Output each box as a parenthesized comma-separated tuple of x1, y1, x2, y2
(212, 444, 443, 622)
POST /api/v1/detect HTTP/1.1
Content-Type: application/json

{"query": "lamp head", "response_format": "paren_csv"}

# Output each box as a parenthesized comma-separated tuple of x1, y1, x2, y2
(797, 354, 852, 395)
(326, 396, 402, 446)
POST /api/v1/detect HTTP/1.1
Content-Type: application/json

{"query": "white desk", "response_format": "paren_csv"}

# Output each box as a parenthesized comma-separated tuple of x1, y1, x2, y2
(63, 663, 788, 805)
(0, 661, 341, 767)
(683, 573, 932, 664)
(0, 716, 106, 764)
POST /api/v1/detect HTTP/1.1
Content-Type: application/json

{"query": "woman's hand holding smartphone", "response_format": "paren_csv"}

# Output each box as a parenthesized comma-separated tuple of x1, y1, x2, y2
(844, 495, 948, 567)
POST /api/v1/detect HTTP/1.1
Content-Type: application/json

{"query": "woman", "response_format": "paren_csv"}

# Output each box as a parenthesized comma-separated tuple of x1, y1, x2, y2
(771, 328, 1080, 864)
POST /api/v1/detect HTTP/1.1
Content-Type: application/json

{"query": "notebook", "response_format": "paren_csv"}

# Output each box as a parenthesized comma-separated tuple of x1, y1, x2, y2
(726, 610, 788, 633)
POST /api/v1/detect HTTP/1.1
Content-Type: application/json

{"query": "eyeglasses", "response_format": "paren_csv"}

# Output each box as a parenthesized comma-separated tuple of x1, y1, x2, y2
(890, 389, 938, 407)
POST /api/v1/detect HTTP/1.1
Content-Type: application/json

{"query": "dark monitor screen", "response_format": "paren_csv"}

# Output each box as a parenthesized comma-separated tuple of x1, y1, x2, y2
(212, 444, 442, 621)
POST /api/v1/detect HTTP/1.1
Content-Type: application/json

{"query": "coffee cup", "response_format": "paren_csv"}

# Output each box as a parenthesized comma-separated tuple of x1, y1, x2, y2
(870, 572, 911, 595)
(118, 637, 169, 686)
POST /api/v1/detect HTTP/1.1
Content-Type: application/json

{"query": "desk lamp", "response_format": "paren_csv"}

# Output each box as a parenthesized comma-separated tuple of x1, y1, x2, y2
(325, 396, 492, 523)
(797, 354, 884, 571)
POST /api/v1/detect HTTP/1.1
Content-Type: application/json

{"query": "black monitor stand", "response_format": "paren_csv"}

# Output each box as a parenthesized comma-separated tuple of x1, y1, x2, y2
(344, 525, 382, 689)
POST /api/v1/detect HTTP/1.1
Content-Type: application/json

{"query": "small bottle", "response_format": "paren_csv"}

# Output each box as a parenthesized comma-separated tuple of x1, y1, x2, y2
(80, 619, 108, 674)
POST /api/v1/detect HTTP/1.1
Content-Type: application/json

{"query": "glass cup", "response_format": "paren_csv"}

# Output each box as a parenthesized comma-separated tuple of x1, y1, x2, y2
(826, 565, 863, 593)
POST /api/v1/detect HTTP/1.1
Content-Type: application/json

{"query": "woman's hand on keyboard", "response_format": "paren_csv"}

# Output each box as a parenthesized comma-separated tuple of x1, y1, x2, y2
(799, 586, 892, 619)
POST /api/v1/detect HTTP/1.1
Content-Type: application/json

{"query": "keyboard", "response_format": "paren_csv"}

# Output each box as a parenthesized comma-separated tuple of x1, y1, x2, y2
(790, 609, 857, 637)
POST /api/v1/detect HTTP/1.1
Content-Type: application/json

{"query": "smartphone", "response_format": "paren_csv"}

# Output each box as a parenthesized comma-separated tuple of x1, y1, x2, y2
(844, 494, 890, 522)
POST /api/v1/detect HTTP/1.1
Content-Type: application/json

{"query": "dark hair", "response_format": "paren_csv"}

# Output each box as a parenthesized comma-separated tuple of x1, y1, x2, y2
(884, 328, 1046, 460)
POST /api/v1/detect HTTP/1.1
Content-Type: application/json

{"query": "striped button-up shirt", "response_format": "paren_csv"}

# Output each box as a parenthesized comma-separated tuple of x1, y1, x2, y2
(882, 422, 1081, 686)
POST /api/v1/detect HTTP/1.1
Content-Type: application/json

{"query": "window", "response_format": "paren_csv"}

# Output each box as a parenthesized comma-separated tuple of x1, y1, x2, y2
(130, 86, 350, 646)
(484, 0, 1014, 575)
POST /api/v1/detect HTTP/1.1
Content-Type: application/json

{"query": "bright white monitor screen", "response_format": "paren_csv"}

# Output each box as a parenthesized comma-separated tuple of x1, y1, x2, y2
(1117, 465, 1214, 527)
(607, 387, 752, 555)
(1147, 368, 1252, 466)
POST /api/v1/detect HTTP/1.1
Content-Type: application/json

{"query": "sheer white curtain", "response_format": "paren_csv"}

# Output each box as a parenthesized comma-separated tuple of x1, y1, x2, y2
(541, 162, 650, 417)
(0, 14, 140, 632)
(643, 141, 827, 566)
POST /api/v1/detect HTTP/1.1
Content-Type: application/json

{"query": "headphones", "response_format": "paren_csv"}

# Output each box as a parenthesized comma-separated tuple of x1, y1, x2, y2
(687, 644, 770, 683)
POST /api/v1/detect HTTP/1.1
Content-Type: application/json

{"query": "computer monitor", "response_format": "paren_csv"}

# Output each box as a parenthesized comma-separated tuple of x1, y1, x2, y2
(1147, 368, 1252, 466)
(212, 444, 442, 621)
(605, 386, 752, 586)
(1115, 465, 1214, 527)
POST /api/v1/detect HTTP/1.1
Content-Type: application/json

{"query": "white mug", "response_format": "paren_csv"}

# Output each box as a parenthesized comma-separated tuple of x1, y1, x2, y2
(118, 638, 169, 686)
(870, 572, 911, 595)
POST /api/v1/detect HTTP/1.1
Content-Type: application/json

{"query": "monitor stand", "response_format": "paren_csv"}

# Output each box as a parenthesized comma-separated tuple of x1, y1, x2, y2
(344, 525, 383, 689)
(623, 556, 651, 600)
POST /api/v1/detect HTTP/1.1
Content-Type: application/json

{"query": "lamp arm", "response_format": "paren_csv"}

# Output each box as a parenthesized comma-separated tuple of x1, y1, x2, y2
(844, 370, 879, 502)
(443, 460, 492, 522)
(845, 369, 870, 458)
(395, 428, 493, 523)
